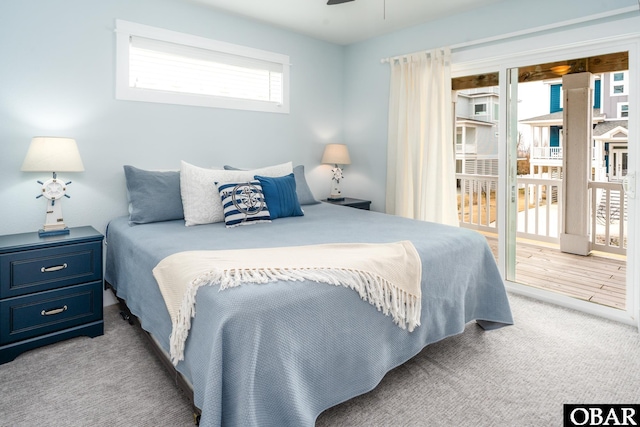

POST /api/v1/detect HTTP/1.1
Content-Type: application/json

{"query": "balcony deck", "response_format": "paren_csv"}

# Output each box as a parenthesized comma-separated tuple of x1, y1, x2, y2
(483, 235, 626, 310)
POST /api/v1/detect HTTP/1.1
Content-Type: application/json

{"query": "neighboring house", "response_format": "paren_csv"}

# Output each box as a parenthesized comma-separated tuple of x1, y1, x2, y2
(597, 70, 630, 181)
(594, 120, 629, 181)
(520, 72, 629, 182)
(455, 87, 499, 178)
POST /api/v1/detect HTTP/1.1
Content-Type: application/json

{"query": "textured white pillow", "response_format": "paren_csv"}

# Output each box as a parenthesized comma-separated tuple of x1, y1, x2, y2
(180, 160, 293, 226)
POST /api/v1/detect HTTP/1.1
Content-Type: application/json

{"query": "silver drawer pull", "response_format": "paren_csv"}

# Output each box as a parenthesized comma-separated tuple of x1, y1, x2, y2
(41, 305, 68, 316)
(40, 263, 68, 273)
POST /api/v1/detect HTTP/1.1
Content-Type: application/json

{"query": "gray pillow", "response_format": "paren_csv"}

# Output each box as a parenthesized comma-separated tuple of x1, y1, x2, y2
(224, 164, 319, 205)
(124, 165, 184, 224)
(292, 165, 320, 205)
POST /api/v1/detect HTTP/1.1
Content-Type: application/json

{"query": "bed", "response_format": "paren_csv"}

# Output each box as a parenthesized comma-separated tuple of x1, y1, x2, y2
(104, 163, 513, 427)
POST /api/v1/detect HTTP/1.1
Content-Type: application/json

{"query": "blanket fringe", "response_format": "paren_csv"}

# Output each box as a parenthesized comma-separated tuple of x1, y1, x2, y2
(169, 267, 421, 365)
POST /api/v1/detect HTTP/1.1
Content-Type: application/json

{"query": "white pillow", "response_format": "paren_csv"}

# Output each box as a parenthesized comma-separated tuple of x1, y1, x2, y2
(180, 160, 293, 226)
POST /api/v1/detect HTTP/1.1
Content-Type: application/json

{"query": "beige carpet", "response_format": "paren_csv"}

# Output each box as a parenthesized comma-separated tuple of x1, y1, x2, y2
(1, 293, 638, 426)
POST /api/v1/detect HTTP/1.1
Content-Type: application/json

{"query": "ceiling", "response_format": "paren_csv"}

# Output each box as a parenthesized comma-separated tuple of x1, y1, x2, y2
(185, 0, 507, 45)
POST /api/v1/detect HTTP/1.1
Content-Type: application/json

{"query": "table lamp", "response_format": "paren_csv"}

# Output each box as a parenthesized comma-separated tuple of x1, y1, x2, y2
(21, 137, 84, 236)
(321, 143, 351, 201)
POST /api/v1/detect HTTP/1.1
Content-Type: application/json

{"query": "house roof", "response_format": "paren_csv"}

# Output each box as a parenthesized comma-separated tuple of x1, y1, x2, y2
(458, 91, 499, 99)
(456, 117, 495, 126)
(593, 120, 628, 136)
(519, 108, 605, 125)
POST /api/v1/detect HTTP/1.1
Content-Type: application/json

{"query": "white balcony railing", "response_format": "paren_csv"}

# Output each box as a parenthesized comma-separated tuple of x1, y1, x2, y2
(531, 146, 562, 160)
(457, 174, 626, 255)
(530, 146, 597, 162)
(516, 177, 562, 243)
(457, 174, 496, 233)
(589, 181, 627, 255)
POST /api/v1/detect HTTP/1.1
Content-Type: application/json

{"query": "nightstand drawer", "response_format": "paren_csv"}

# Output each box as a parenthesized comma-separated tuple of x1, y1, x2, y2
(0, 241, 102, 298)
(0, 281, 102, 345)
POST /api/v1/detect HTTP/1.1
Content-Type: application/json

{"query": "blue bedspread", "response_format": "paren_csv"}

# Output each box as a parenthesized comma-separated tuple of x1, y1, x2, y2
(105, 203, 512, 427)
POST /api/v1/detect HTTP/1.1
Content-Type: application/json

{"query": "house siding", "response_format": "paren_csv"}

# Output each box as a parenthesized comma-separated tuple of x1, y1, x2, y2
(0, 0, 345, 237)
(601, 73, 629, 118)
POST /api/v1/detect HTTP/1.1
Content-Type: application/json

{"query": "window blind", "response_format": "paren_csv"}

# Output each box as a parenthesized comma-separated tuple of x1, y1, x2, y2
(129, 35, 284, 105)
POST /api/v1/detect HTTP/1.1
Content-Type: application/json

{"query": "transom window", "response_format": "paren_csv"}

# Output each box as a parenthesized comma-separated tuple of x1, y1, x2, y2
(115, 20, 290, 113)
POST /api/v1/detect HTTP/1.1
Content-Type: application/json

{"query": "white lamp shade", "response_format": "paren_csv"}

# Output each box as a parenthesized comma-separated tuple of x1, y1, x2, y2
(321, 143, 351, 165)
(21, 137, 84, 172)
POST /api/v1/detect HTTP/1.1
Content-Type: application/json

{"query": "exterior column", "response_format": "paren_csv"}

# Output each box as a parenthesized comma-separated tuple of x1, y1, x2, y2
(560, 72, 593, 256)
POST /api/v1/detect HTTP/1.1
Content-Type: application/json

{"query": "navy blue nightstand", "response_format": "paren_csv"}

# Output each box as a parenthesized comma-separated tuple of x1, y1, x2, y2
(0, 226, 104, 364)
(322, 197, 371, 210)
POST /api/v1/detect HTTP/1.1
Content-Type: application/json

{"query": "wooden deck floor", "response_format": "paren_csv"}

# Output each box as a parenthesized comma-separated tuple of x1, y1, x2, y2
(484, 235, 627, 310)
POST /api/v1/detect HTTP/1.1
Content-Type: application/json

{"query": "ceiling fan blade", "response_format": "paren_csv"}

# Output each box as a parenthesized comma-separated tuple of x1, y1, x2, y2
(327, 0, 355, 4)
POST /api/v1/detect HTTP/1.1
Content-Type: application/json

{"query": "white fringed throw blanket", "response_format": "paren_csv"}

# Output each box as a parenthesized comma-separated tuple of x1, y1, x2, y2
(152, 241, 422, 365)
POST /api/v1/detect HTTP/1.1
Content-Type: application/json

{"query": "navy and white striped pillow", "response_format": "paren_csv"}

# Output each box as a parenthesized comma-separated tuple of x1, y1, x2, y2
(216, 180, 271, 228)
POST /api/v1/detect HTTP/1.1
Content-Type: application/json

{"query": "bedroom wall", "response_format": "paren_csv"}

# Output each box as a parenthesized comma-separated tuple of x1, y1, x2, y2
(1, 0, 638, 311)
(2, 0, 634, 232)
(341, 0, 639, 212)
(0, 0, 345, 238)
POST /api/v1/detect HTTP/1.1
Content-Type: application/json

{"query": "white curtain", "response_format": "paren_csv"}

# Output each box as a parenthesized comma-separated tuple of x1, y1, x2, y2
(385, 47, 458, 227)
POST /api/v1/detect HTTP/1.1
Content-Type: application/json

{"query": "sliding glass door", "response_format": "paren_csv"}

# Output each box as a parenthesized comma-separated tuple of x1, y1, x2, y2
(503, 57, 632, 315)
(453, 32, 638, 326)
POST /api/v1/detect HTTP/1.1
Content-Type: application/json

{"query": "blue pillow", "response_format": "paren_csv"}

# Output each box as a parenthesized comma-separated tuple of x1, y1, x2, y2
(216, 180, 271, 228)
(224, 164, 319, 205)
(124, 165, 184, 224)
(254, 173, 304, 219)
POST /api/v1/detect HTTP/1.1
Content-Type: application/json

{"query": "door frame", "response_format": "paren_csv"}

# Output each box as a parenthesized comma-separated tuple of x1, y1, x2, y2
(451, 20, 640, 327)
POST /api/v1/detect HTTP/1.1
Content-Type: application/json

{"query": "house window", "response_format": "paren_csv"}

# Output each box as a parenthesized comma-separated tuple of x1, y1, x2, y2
(456, 127, 463, 148)
(115, 20, 290, 113)
(618, 102, 629, 119)
(609, 71, 628, 96)
(474, 103, 487, 115)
